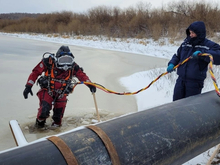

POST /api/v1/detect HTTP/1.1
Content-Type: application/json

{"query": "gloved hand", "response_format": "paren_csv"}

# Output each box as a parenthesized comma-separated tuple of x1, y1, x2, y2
(88, 85, 96, 93)
(167, 64, 174, 73)
(192, 51, 202, 58)
(23, 85, 33, 99)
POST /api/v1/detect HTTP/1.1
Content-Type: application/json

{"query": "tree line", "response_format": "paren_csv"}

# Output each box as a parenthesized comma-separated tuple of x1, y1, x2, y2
(0, 0, 220, 41)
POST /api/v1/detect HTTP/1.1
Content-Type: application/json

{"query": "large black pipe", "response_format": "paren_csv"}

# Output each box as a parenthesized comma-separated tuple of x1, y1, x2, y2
(1, 90, 220, 165)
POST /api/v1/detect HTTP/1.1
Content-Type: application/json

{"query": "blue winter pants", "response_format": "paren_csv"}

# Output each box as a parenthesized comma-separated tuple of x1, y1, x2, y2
(173, 77, 204, 101)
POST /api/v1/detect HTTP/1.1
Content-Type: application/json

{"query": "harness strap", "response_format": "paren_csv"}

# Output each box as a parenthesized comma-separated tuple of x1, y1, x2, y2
(87, 125, 121, 165)
(47, 136, 78, 165)
(45, 61, 72, 96)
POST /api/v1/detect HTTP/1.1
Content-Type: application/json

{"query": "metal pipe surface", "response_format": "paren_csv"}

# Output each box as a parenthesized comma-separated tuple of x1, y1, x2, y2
(0, 90, 220, 165)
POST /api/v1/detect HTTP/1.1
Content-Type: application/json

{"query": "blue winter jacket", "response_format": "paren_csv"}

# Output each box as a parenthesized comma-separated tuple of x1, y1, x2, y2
(168, 21, 220, 81)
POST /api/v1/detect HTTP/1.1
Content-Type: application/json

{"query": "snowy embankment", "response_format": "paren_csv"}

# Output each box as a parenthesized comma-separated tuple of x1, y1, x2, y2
(2, 32, 220, 165)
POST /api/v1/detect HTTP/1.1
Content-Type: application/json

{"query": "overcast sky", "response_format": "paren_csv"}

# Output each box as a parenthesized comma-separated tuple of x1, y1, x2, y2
(0, 0, 174, 14)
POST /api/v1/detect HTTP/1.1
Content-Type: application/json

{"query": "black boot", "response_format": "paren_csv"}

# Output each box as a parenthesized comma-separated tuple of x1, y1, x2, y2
(35, 118, 46, 128)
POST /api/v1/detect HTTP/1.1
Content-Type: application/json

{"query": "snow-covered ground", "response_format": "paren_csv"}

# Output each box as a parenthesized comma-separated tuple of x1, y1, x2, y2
(1, 32, 219, 164)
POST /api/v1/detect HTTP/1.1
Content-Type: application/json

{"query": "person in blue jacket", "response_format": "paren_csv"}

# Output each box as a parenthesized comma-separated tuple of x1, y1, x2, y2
(167, 21, 220, 101)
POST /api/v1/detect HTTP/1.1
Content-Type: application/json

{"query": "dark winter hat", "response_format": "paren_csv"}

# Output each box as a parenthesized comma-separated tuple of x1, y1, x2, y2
(186, 21, 206, 40)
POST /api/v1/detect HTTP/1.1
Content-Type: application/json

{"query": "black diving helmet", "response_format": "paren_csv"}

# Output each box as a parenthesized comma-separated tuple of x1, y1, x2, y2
(55, 46, 75, 71)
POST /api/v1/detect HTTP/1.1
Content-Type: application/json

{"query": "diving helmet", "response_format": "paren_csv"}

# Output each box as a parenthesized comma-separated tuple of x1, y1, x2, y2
(55, 45, 75, 71)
